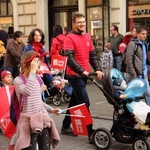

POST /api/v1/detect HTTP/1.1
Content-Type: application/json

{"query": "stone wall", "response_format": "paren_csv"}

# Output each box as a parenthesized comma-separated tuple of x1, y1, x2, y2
(17, 0, 37, 42)
(13, 0, 49, 49)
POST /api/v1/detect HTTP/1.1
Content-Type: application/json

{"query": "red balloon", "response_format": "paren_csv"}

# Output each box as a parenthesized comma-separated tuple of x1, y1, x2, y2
(119, 43, 127, 54)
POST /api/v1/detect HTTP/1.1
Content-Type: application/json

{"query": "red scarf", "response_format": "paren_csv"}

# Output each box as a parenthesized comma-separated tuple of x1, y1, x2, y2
(31, 41, 44, 55)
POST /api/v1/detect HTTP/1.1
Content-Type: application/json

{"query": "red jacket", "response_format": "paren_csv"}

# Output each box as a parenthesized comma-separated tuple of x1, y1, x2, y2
(50, 34, 65, 56)
(64, 31, 100, 76)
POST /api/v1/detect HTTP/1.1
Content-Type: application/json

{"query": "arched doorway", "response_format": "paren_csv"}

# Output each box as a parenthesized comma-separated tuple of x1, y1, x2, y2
(48, 0, 78, 40)
(0, 0, 13, 32)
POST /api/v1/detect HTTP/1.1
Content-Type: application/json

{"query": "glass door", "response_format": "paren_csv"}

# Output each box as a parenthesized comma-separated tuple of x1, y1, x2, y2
(48, 9, 78, 40)
(48, 0, 78, 40)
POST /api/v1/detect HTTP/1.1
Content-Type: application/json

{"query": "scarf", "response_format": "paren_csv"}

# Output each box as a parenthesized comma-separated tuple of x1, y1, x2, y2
(31, 41, 44, 55)
(31, 41, 48, 61)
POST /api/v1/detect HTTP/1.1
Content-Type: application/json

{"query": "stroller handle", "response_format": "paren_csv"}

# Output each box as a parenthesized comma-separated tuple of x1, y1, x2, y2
(82, 73, 97, 81)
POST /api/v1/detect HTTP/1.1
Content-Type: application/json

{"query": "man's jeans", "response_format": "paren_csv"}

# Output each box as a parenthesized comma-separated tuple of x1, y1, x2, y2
(113, 55, 122, 71)
(62, 77, 93, 136)
(143, 76, 150, 106)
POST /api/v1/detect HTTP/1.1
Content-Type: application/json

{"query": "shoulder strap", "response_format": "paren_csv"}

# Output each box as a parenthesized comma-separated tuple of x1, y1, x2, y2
(18, 75, 26, 111)
(36, 75, 43, 85)
(19, 75, 27, 84)
(20, 75, 43, 85)
(134, 43, 138, 53)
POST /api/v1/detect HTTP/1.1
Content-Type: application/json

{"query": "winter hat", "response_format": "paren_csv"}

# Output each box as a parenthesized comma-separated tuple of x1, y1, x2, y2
(113, 78, 123, 87)
(1, 70, 12, 79)
(113, 78, 127, 89)
(105, 43, 111, 49)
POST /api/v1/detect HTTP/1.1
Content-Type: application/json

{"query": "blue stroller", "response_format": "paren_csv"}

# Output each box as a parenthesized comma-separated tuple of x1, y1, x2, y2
(86, 68, 150, 150)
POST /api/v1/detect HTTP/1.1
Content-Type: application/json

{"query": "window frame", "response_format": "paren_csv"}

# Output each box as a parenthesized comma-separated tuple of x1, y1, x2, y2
(0, 0, 12, 16)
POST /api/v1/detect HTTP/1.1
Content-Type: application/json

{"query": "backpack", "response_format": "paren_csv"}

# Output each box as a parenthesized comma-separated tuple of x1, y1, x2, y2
(10, 75, 43, 126)
(121, 43, 138, 73)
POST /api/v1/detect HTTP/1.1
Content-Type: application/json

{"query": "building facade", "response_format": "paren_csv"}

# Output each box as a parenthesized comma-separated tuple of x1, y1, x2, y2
(0, 0, 149, 51)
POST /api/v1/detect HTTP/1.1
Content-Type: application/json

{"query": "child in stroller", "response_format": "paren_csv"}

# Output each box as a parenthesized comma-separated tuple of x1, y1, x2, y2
(113, 76, 150, 130)
(92, 68, 150, 150)
(44, 69, 72, 106)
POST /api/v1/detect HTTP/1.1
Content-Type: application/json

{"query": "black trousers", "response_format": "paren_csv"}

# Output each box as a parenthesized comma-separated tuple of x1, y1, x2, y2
(22, 128, 50, 150)
(62, 77, 93, 137)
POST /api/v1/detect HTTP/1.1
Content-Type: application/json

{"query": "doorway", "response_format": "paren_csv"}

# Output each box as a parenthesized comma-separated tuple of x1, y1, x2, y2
(48, 0, 78, 41)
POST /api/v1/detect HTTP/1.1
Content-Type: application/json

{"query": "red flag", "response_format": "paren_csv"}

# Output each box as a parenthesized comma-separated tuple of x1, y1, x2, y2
(69, 103, 93, 125)
(71, 115, 88, 136)
(38, 62, 51, 75)
(0, 86, 14, 118)
(0, 86, 16, 138)
(51, 55, 67, 71)
(0, 116, 16, 138)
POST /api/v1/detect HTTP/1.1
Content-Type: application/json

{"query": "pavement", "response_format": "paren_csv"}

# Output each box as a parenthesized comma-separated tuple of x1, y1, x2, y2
(0, 80, 132, 150)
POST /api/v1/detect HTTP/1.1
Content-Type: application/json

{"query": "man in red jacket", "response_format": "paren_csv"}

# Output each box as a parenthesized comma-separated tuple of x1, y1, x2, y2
(61, 13, 103, 143)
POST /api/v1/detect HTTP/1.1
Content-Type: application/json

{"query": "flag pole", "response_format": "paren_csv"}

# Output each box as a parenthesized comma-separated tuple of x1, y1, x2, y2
(58, 103, 86, 114)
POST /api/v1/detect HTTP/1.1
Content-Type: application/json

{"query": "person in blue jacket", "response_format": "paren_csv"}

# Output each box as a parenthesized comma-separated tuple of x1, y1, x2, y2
(23, 28, 55, 87)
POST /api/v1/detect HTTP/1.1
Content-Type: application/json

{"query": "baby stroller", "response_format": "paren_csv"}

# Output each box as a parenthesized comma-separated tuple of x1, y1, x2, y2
(86, 68, 150, 150)
(44, 69, 72, 106)
(45, 82, 72, 106)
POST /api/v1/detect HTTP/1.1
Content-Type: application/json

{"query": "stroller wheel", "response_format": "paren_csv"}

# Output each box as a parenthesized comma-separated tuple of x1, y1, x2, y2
(52, 95, 61, 106)
(132, 137, 150, 150)
(93, 128, 113, 150)
(63, 93, 71, 103)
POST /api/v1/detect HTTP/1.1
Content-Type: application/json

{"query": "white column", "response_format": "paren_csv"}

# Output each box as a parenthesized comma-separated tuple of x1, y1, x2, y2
(119, 0, 126, 35)
(78, 0, 86, 15)
(110, 0, 126, 35)
(36, 0, 49, 51)
(11, 0, 19, 30)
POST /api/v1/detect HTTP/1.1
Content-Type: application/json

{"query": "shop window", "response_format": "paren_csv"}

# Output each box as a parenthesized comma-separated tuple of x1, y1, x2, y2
(103, 6, 109, 43)
(0, 0, 12, 15)
(8, 1, 13, 15)
(0, 0, 13, 31)
(128, 0, 150, 31)
(87, 5, 109, 58)
(53, 0, 78, 6)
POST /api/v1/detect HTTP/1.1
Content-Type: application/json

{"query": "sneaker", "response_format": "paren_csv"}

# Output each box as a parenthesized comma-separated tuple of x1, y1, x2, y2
(7, 145, 15, 150)
(61, 127, 77, 136)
